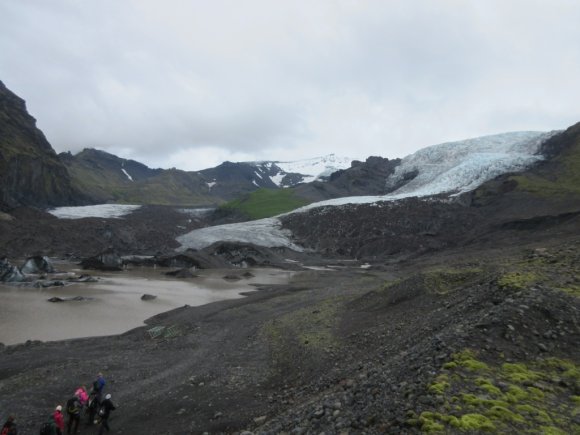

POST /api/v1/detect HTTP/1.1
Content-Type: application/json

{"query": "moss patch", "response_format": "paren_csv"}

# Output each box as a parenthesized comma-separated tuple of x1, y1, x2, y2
(412, 349, 580, 433)
(260, 297, 343, 375)
(422, 267, 483, 295)
(497, 271, 541, 291)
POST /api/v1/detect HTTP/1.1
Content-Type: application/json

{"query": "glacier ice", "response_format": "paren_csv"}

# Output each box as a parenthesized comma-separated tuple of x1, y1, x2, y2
(177, 130, 557, 251)
(176, 218, 304, 252)
(49, 204, 141, 219)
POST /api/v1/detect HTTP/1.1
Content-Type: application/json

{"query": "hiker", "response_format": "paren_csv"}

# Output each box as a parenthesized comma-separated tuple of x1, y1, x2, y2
(87, 373, 105, 425)
(86, 388, 100, 426)
(94, 372, 106, 396)
(65, 393, 81, 434)
(1, 416, 17, 435)
(74, 386, 89, 407)
(97, 393, 116, 435)
(53, 405, 64, 435)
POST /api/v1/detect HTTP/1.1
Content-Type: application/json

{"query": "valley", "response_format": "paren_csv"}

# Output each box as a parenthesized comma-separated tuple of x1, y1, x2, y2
(0, 81, 579, 434)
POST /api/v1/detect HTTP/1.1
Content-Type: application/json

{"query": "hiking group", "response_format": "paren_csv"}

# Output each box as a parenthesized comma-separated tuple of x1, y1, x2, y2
(2, 372, 117, 435)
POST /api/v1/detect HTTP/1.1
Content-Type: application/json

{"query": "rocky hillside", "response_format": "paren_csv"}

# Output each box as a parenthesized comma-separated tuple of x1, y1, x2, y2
(292, 156, 402, 202)
(0, 80, 78, 210)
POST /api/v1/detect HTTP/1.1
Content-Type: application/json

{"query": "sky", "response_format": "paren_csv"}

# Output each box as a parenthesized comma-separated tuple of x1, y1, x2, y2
(1, 1, 580, 171)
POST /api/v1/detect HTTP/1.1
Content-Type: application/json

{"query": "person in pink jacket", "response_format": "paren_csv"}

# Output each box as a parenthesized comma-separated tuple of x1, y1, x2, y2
(74, 386, 89, 407)
(53, 405, 65, 435)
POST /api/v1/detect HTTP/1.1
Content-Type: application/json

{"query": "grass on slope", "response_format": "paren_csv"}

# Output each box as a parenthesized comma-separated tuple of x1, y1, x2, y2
(221, 188, 310, 220)
(510, 132, 580, 197)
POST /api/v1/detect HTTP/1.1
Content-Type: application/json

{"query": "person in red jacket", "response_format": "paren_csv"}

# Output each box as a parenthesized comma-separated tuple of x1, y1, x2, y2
(53, 405, 64, 435)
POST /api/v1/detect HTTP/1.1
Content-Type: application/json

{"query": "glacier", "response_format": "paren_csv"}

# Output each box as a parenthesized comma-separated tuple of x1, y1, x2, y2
(177, 131, 556, 251)
(49, 204, 141, 219)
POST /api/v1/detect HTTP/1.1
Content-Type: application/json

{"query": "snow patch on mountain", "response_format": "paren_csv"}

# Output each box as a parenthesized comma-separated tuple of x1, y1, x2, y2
(177, 130, 556, 251)
(264, 154, 353, 187)
(121, 168, 133, 181)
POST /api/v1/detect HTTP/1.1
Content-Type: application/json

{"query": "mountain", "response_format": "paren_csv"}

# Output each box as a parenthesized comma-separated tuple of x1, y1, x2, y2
(60, 150, 356, 206)
(291, 156, 402, 202)
(61, 148, 219, 206)
(0, 80, 78, 209)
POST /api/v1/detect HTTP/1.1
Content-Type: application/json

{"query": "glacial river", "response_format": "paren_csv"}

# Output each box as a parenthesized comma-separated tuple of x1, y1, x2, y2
(0, 262, 293, 345)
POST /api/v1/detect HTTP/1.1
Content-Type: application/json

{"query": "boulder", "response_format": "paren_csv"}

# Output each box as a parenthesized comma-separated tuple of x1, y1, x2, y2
(80, 249, 123, 271)
(47, 296, 93, 302)
(165, 268, 198, 279)
(67, 274, 98, 283)
(34, 280, 65, 288)
(141, 294, 157, 301)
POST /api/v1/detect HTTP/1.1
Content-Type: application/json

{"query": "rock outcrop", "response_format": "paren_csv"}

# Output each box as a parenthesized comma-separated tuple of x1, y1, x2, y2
(0, 80, 78, 209)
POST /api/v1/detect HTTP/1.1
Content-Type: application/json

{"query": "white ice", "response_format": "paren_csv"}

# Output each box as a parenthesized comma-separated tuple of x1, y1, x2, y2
(48, 204, 141, 219)
(176, 218, 304, 251)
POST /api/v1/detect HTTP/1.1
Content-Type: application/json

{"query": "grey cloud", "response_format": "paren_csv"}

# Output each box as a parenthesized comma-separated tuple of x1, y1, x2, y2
(1, 1, 580, 170)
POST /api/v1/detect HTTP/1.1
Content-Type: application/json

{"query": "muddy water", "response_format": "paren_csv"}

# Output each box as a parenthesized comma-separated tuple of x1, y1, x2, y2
(0, 264, 293, 345)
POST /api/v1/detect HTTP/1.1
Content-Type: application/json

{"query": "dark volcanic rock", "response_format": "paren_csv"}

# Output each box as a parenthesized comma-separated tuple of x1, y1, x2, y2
(204, 242, 284, 267)
(223, 274, 242, 281)
(80, 250, 123, 271)
(47, 296, 93, 302)
(34, 280, 65, 288)
(165, 268, 198, 278)
(281, 197, 483, 259)
(0, 80, 79, 208)
(292, 156, 401, 203)
(140, 294, 157, 301)
(67, 274, 97, 283)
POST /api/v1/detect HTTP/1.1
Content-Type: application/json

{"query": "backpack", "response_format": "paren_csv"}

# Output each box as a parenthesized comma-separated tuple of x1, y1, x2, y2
(67, 396, 81, 415)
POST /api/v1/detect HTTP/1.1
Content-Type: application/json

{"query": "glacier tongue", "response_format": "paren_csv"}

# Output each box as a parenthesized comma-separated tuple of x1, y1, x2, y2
(177, 130, 556, 251)
(384, 131, 550, 197)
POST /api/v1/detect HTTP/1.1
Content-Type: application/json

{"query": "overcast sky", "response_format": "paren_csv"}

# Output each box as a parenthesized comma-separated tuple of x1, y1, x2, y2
(1, 1, 579, 170)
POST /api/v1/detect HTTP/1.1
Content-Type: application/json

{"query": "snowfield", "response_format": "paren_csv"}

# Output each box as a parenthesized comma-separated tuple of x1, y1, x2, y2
(177, 131, 557, 251)
(267, 154, 353, 186)
(48, 204, 141, 219)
